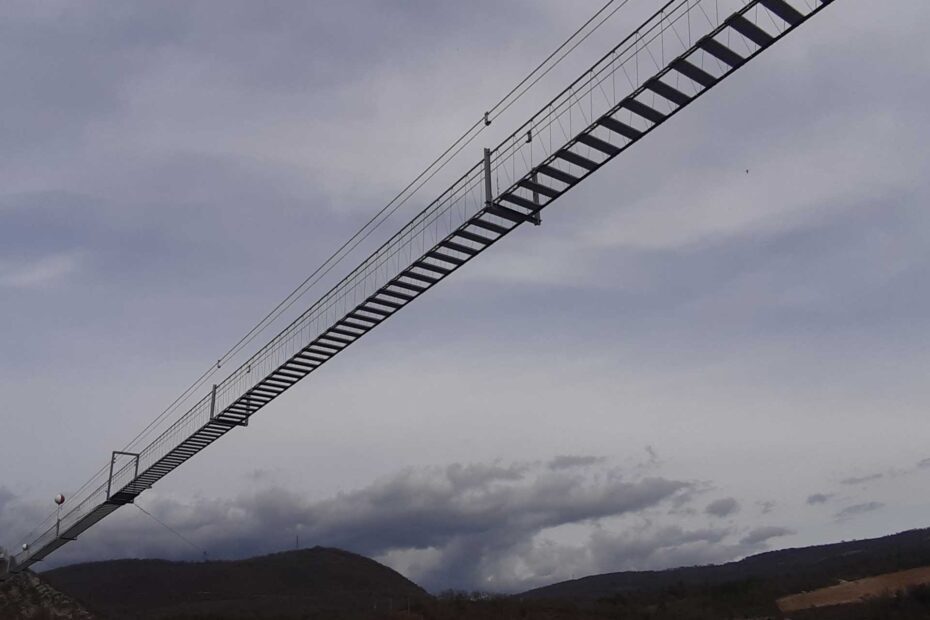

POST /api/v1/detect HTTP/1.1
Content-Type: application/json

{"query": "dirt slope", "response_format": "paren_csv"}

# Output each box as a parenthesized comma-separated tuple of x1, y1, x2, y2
(778, 565, 930, 612)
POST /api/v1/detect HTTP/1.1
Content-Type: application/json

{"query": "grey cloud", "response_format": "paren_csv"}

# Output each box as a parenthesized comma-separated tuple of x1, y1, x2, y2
(0, 488, 14, 514)
(246, 469, 272, 481)
(0, 488, 47, 551)
(547, 455, 605, 470)
(33, 461, 692, 592)
(0, 1, 532, 152)
(806, 493, 833, 505)
(588, 525, 733, 573)
(705, 497, 740, 519)
(456, 524, 745, 591)
(840, 473, 884, 486)
(757, 501, 776, 515)
(581, 520, 794, 580)
(918, 458, 930, 470)
(739, 526, 794, 546)
(4, 0, 930, 598)
(298, 465, 688, 559)
(835, 502, 885, 521)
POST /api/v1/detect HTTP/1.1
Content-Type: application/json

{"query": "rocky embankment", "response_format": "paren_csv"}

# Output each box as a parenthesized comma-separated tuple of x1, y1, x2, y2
(0, 571, 95, 620)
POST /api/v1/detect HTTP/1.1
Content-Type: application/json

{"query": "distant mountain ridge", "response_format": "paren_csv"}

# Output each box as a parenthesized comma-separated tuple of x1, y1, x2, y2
(25, 528, 930, 619)
(520, 527, 930, 601)
(42, 546, 427, 619)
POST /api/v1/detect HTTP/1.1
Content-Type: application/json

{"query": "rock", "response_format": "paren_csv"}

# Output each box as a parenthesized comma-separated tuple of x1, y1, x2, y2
(0, 570, 96, 619)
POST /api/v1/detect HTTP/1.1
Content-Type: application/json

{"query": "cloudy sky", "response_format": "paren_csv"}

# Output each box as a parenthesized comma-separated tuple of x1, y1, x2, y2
(3, 0, 930, 593)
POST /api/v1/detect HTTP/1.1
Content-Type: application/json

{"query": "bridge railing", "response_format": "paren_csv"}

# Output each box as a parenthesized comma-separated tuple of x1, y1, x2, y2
(13, 0, 815, 569)
(159, 0, 781, 438)
(488, 0, 797, 195)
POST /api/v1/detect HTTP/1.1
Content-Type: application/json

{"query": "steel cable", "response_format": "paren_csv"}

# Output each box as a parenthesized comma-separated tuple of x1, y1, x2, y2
(15, 0, 641, 552)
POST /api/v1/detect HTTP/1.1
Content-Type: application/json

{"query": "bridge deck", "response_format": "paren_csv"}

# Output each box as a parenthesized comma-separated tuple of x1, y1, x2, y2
(11, 0, 836, 573)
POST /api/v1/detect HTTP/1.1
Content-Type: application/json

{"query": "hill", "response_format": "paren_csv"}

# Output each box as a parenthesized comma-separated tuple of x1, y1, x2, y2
(19, 528, 930, 619)
(42, 546, 427, 619)
(521, 527, 930, 602)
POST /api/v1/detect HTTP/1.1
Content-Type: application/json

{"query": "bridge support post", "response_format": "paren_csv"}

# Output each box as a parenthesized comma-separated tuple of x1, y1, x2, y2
(209, 384, 217, 420)
(483, 148, 493, 207)
(106, 451, 141, 501)
(529, 172, 542, 226)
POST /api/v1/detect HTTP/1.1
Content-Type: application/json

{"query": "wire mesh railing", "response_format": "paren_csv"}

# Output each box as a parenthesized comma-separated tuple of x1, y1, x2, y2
(12, 0, 830, 571)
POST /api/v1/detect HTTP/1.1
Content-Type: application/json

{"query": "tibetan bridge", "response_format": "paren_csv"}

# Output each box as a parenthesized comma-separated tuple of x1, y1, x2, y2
(4, 0, 838, 577)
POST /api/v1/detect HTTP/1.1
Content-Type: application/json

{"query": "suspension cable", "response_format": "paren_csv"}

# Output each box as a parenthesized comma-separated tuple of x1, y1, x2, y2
(135, 503, 207, 559)
(118, 0, 633, 454)
(18, 0, 639, 550)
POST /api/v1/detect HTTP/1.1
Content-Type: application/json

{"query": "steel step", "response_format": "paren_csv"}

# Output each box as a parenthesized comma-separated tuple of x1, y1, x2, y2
(427, 250, 466, 266)
(485, 204, 529, 223)
(670, 58, 717, 87)
(536, 164, 580, 186)
(728, 14, 774, 47)
(517, 179, 560, 199)
(699, 38, 744, 68)
(575, 133, 621, 156)
(622, 99, 666, 124)
(759, 0, 804, 25)
(597, 116, 642, 140)
(645, 78, 692, 106)
(500, 192, 540, 211)
(555, 149, 599, 171)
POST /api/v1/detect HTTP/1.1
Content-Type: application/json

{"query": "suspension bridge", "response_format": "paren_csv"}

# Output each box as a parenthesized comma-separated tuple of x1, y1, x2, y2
(3, 0, 838, 578)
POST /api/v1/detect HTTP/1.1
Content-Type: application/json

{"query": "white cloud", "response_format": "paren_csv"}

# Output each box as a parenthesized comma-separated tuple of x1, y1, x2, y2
(0, 253, 82, 289)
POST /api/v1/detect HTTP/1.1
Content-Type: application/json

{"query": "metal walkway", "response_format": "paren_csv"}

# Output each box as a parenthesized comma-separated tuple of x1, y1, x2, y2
(8, 0, 837, 574)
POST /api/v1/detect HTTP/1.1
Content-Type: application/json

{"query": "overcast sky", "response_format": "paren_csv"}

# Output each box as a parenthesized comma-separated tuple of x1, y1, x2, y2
(2, 0, 930, 593)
